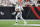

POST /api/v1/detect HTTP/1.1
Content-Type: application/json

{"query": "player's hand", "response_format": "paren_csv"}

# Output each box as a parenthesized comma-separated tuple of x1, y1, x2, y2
(15, 9, 20, 12)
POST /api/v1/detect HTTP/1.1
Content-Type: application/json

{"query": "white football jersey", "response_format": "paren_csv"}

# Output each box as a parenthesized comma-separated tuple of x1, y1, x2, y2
(15, 5, 23, 11)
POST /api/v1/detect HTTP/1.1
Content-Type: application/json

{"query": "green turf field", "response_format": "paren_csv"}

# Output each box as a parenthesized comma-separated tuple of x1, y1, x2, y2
(0, 20, 40, 27)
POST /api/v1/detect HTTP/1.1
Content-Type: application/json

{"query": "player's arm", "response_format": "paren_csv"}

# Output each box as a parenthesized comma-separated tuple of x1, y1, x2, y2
(21, 7, 24, 11)
(15, 7, 20, 12)
(15, 9, 19, 12)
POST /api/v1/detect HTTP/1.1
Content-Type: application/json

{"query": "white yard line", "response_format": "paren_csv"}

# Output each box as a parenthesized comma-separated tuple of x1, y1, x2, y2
(14, 24, 40, 26)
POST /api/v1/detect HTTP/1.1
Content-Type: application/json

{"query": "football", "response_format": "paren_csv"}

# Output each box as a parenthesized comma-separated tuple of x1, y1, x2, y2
(16, 9, 20, 11)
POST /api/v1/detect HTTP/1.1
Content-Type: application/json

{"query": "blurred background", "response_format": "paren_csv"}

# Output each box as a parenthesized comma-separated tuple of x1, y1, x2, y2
(0, 0, 40, 19)
(0, 0, 40, 7)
